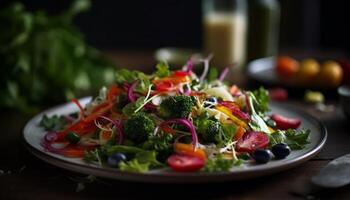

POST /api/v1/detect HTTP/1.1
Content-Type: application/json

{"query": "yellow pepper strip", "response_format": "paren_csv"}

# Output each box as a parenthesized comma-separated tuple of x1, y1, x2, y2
(268, 126, 275, 133)
(215, 105, 247, 128)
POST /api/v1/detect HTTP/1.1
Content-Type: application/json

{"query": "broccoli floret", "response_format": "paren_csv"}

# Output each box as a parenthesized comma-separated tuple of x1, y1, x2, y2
(197, 119, 223, 144)
(193, 112, 224, 144)
(142, 133, 174, 162)
(124, 112, 155, 143)
(159, 95, 196, 119)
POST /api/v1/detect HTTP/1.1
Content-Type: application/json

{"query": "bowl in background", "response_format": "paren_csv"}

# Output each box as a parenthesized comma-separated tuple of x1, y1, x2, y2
(338, 85, 350, 119)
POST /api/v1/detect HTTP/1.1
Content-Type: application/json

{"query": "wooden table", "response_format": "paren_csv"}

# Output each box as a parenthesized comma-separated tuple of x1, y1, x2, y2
(1, 51, 349, 200)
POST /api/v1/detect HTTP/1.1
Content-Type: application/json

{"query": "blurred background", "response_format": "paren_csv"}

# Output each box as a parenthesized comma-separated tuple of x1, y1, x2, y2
(0, 0, 349, 52)
(1, 0, 350, 113)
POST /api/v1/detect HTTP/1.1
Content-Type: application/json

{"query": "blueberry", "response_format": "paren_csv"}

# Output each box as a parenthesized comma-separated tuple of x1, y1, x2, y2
(204, 97, 217, 108)
(272, 143, 291, 159)
(108, 153, 127, 167)
(252, 149, 272, 164)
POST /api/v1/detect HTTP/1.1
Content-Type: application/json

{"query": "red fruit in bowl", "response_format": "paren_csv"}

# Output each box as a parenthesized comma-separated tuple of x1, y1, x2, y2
(236, 132, 269, 154)
(271, 114, 301, 130)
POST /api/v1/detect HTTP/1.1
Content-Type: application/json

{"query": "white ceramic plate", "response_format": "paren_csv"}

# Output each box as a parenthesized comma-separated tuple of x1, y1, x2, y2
(23, 97, 327, 183)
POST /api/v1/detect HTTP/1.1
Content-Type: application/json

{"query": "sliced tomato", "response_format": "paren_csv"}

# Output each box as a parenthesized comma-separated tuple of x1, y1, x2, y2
(271, 114, 301, 130)
(155, 81, 175, 92)
(235, 132, 269, 153)
(167, 154, 205, 172)
(174, 71, 190, 77)
(174, 143, 207, 161)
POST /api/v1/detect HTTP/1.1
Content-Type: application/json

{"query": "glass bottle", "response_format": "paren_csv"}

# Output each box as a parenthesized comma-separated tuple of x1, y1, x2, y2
(247, 0, 280, 61)
(203, 0, 248, 71)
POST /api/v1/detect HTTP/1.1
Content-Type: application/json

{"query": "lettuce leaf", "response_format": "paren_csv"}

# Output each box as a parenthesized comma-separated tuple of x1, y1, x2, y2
(269, 129, 310, 150)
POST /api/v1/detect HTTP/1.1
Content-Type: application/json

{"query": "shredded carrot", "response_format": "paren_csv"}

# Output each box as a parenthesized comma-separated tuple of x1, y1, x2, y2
(71, 98, 85, 119)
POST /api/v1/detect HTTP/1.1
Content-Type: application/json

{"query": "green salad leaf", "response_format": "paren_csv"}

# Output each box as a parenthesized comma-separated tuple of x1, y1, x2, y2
(252, 87, 270, 114)
(119, 159, 150, 173)
(105, 145, 145, 155)
(122, 97, 145, 116)
(115, 69, 150, 93)
(284, 129, 311, 150)
(155, 61, 170, 78)
(269, 129, 310, 150)
(203, 155, 234, 172)
(39, 114, 67, 131)
(134, 151, 163, 167)
(247, 92, 271, 133)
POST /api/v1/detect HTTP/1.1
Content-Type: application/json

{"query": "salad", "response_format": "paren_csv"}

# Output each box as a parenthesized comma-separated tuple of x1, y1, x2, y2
(39, 58, 310, 173)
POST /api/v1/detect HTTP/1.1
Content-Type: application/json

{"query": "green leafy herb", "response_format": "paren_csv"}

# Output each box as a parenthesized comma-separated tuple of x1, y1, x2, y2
(221, 123, 237, 142)
(269, 129, 310, 150)
(0, 0, 115, 113)
(252, 87, 270, 114)
(83, 148, 107, 165)
(134, 151, 163, 167)
(203, 155, 234, 172)
(285, 129, 311, 150)
(155, 61, 170, 78)
(247, 92, 271, 133)
(39, 114, 67, 131)
(115, 69, 150, 93)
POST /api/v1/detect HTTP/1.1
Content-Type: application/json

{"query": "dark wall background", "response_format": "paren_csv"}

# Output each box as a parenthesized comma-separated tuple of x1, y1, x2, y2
(1, 0, 349, 52)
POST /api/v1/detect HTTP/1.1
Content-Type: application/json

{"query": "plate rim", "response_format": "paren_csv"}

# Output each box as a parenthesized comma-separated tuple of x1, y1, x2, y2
(22, 99, 327, 183)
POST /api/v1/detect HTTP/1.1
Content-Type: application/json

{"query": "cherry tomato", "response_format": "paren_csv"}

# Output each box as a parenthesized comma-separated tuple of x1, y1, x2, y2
(174, 143, 207, 161)
(271, 114, 301, 130)
(235, 132, 269, 154)
(276, 56, 299, 79)
(167, 154, 205, 172)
